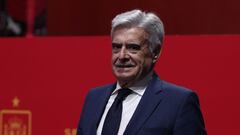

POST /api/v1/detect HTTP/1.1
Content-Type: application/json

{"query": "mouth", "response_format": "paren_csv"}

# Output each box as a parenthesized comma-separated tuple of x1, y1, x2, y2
(115, 64, 135, 68)
(114, 64, 136, 73)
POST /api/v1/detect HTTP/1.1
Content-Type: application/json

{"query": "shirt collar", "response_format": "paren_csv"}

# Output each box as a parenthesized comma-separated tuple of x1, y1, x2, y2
(112, 71, 153, 96)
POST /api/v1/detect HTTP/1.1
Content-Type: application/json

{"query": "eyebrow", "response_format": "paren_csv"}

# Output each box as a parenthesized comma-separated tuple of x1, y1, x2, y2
(112, 42, 142, 45)
(112, 43, 142, 50)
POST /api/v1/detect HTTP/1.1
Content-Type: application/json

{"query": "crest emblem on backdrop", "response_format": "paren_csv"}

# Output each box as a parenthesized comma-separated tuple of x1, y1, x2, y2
(0, 97, 32, 135)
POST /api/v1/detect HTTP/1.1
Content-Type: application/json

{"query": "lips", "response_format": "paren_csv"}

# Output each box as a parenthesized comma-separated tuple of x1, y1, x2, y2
(115, 64, 135, 68)
(115, 63, 135, 68)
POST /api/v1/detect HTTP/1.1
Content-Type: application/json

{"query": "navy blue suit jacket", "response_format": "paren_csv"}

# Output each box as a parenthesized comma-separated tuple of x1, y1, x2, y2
(77, 74, 207, 135)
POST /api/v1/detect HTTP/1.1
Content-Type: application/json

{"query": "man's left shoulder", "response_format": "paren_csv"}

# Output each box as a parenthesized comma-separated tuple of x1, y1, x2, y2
(159, 80, 198, 99)
(152, 74, 195, 96)
(156, 80, 202, 110)
(162, 81, 193, 93)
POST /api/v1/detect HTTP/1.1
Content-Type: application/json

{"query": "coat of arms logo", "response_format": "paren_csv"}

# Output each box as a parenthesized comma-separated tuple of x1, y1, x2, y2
(0, 97, 32, 135)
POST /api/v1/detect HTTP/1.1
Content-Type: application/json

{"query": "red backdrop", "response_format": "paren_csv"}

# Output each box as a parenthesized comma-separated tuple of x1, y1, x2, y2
(5, 0, 240, 35)
(48, 0, 240, 35)
(0, 36, 240, 135)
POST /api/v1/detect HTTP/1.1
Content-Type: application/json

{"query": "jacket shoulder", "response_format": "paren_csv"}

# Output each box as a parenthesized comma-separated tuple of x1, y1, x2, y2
(161, 80, 196, 97)
(87, 83, 115, 96)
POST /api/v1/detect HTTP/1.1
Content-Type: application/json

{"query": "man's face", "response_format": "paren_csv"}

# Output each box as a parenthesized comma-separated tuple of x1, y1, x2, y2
(111, 27, 157, 86)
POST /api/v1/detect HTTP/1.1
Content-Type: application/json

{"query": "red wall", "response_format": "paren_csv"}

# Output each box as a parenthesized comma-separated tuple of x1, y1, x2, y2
(6, 0, 240, 35)
(48, 0, 240, 35)
(6, 0, 46, 21)
(0, 36, 240, 134)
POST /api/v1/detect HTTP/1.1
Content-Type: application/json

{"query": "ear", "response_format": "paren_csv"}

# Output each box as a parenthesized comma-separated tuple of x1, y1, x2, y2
(152, 46, 162, 64)
(153, 51, 160, 63)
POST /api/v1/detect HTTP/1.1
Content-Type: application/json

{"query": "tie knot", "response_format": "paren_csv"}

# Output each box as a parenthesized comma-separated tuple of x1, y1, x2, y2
(115, 88, 132, 101)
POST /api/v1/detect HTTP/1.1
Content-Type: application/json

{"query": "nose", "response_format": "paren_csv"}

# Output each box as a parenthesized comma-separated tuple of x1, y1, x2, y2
(119, 46, 130, 62)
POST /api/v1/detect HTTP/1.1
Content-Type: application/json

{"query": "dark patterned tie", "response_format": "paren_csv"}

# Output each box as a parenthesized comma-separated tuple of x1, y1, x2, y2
(101, 88, 132, 135)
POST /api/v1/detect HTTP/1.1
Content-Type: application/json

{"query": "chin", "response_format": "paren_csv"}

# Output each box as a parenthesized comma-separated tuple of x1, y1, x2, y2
(112, 66, 139, 80)
(114, 72, 136, 82)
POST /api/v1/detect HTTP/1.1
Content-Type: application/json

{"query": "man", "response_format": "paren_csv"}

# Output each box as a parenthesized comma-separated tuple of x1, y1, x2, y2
(77, 9, 207, 135)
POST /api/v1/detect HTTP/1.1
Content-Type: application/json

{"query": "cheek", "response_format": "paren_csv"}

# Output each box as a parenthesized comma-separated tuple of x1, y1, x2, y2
(136, 56, 153, 70)
(134, 55, 147, 66)
(111, 54, 117, 63)
(131, 57, 145, 73)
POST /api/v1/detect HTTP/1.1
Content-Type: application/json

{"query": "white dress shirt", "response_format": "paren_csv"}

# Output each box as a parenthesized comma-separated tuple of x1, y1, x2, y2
(97, 72, 152, 135)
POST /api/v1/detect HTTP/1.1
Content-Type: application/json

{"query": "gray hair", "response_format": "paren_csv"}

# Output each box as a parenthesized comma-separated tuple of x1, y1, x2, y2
(111, 9, 165, 53)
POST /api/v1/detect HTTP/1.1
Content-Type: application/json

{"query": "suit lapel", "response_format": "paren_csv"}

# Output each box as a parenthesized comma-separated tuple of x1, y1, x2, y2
(90, 84, 116, 135)
(124, 74, 165, 135)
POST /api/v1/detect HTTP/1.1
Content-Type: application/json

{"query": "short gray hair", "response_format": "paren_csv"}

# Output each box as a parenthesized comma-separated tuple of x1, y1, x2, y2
(111, 9, 165, 52)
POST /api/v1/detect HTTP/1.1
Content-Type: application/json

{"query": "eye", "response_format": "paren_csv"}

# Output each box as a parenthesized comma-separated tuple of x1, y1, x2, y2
(126, 44, 141, 51)
(112, 43, 122, 49)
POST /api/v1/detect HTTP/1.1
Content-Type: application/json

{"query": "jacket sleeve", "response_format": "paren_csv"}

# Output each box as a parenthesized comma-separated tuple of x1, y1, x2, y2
(173, 92, 207, 135)
(76, 90, 92, 135)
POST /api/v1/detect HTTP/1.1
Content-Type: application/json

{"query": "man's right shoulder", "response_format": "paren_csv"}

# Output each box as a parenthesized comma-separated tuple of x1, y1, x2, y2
(87, 83, 115, 96)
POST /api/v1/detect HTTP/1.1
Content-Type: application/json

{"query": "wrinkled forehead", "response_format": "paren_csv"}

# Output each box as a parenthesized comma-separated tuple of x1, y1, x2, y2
(112, 27, 149, 43)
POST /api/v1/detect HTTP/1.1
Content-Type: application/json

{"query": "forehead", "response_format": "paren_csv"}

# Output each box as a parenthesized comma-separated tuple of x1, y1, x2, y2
(112, 27, 148, 43)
